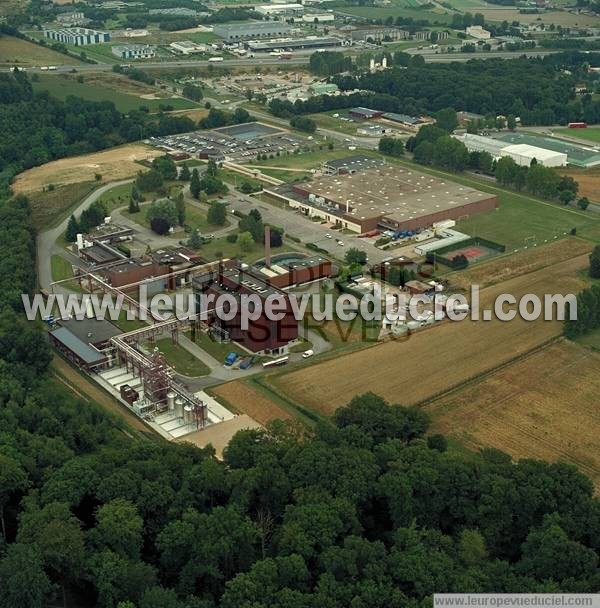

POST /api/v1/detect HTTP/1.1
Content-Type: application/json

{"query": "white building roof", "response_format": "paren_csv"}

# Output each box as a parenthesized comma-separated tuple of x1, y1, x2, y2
(500, 143, 567, 162)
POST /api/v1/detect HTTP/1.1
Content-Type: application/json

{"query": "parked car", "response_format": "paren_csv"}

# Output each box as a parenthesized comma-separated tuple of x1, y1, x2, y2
(325, 233, 332, 239)
(302, 349, 314, 358)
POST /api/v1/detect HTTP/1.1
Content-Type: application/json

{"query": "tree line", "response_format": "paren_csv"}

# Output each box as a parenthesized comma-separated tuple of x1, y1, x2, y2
(270, 52, 600, 126)
(0, 73, 197, 201)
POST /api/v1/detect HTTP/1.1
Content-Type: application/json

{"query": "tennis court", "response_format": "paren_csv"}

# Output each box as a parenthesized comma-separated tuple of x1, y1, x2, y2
(441, 243, 500, 263)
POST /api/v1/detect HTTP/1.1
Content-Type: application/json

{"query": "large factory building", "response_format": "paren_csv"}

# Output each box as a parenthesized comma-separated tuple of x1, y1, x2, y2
(264, 164, 497, 234)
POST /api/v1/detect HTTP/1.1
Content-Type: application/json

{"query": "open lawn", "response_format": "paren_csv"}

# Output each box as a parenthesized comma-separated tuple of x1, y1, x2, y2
(113, 309, 148, 333)
(337, 5, 454, 23)
(153, 338, 210, 377)
(424, 340, 600, 490)
(0, 36, 80, 67)
(253, 148, 380, 171)
(269, 254, 590, 416)
(189, 331, 238, 362)
(12, 144, 162, 194)
(199, 234, 302, 263)
(32, 73, 199, 113)
(28, 181, 97, 229)
(555, 127, 600, 144)
(51, 255, 74, 282)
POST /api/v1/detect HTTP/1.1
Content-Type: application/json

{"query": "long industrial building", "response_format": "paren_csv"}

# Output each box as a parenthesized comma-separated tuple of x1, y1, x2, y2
(246, 36, 343, 52)
(213, 21, 292, 42)
(264, 164, 497, 234)
(43, 27, 111, 46)
(455, 133, 568, 167)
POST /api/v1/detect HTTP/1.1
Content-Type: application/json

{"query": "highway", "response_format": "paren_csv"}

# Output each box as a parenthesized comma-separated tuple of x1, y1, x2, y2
(3, 48, 563, 74)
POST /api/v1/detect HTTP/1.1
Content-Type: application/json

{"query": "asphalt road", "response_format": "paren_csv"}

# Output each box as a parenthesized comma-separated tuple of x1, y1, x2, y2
(3, 48, 563, 75)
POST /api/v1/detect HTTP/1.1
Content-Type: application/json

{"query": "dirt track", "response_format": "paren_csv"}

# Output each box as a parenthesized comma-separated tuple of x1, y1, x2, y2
(272, 254, 590, 415)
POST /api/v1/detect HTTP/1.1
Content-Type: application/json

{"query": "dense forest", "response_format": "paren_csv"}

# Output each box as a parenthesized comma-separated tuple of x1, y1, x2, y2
(272, 52, 600, 126)
(0, 72, 196, 200)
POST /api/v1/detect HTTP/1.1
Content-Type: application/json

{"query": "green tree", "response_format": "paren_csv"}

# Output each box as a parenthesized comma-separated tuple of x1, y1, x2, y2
(188, 229, 203, 249)
(237, 231, 254, 252)
(190, 168, 201, 199)
(207, 201, 227, 226)
(344, 248, 367, 265)
(0, 455, 29, 540)
(434, 107, 458, 132)
(146, 199, 178, 229)
(94, 498, 144, 560)
(65, 214, 80, 242)
(179, 163, 191, 182)
(577, 196, 590, 210)
(378, 137, 404, 157)
(174, 191, 186, 226)
(590, 245, 600, 279)
(0, 544, 51, 608)
(152, 156, 178, 181)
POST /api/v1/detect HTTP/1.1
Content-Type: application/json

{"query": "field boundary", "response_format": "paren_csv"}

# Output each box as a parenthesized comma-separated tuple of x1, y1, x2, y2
(418, 335, 563, 408)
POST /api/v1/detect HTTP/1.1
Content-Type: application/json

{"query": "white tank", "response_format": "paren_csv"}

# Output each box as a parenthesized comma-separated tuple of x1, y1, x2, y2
(407, 320, 421, 331)
(183, 404, 193, 424)
(167, 391, 175, 411)
(175, 397, 184, 416)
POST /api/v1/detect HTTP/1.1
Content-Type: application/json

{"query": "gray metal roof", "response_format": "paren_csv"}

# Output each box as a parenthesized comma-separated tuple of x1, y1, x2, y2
(61, 317, 122, 345)
(50, 327, 107, 365)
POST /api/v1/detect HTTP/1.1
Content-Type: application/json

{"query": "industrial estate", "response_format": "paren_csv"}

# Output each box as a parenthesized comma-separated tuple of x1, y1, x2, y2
(3, 0, 600, 604)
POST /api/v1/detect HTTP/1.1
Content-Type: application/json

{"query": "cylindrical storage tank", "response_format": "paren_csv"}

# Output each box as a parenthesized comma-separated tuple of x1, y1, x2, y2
(183, 405, 193, 424)
(175, 398, 184, 417)
(407, 320, 421, 331)
(167, 391, 175, 411)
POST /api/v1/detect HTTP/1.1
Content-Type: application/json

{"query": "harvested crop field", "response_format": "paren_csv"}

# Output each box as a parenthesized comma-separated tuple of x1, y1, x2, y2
(212, 380, 293, 426)
(424, 340, 600, 489)
(271, 255, 590, 415)
(448, 237, 593, 290)
(562, 167, 600, 202)
(12, 144, 161, 193)
(0, 36, 80, 67)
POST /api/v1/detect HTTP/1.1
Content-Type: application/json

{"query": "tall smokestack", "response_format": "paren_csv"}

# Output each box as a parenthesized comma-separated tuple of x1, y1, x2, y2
(264, 225, 271, 268)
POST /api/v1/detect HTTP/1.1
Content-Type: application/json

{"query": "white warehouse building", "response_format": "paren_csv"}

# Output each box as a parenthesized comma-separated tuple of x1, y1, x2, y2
(501, 143, 567, 168)
(455, 134, 567, 167)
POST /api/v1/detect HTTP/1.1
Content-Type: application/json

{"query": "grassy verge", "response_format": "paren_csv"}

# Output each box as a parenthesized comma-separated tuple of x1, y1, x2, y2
(28, 181, 97, 229)
(153, 338, 210, 377)
(187, 331, 236, 362)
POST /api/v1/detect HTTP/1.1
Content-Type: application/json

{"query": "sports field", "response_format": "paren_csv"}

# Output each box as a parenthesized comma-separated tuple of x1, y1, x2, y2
(269, 254, 590, 415)
(424, 340, 600, 489)
(555, 127, 600, 144)
(0, 36, 80, 67)
(32, 73, 199, 113)
(498, 132, 600, 168)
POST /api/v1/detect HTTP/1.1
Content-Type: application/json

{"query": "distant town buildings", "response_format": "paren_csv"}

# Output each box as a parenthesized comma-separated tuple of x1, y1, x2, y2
(56, 12, 89, 27)
(255, 3, 305, 17)
(466, 25, 491, 39)
(169, 40, 208, 55)
(213, 21, 292, 42)
(111, 44, 156, 60)
(44, 27, 111, 46)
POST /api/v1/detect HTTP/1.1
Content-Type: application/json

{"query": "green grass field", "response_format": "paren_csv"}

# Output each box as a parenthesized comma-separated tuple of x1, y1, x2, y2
(555, 127, 600, 144)
(575, 328, 600, 351)
(31, 74, 199, 113)
(0, 36, 80, 67)
(188, 331, 237, 363)
(386, 157, 600, 249)
(252, 148, 380, 171)
(335, 5, 454, 23)
(152, 338, 210, 377)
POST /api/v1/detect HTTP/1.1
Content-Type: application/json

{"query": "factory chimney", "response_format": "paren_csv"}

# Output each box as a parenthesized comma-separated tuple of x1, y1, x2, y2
(264, 225, 271, 268)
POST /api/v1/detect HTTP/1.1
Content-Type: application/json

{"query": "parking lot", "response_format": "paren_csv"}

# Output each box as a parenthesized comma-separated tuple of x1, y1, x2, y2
(228, 190, 400, 264)
(150, 122, 309, 162)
